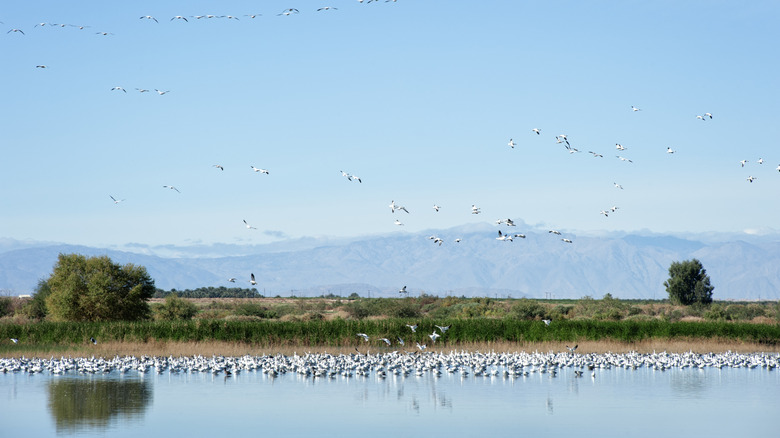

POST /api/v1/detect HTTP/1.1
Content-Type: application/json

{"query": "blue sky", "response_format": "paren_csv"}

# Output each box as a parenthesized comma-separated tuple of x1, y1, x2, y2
(2, 1, 779, 249)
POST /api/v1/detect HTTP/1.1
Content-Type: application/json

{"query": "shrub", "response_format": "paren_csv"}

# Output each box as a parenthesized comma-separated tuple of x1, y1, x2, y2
(155, 295, 198, 320)
(510, 299, 547, 320)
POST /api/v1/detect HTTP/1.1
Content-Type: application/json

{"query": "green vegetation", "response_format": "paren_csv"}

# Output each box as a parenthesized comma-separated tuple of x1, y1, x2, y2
(152, 295, 198, 320)
(44, 254, 155, 322)
(153, 286, 261, 299)
(664, 259, 714, 305)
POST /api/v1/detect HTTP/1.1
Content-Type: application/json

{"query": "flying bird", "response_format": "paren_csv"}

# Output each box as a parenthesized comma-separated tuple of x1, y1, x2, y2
(379, 338, 391, 346)
(406, 324, 417, 332)
(213, 164, 224, 171)
(249, 273, 257, 285)
(429, 332, 441, 343)
(7, 29, 25, 35)
(90, 337, 97, 344)
(110, 86, 126, 93)
(251, 166, 269, 174)
(227, 278, 236, 283)
(532, 128, 541, 135)
(35, 65, 47, 68)
(435, 325, 450, 333)
(588, 151, 604, 158)
(432, 204, 440, 212)
(740, 160, 748, 167)
(615, 143, 626, 151)
(508, 138, 516, 148)
(10, 338, 18, 344)
(136, 88, 150, 93)
(278, 8, 300, 15)
(747, 176, 758, 183)
(566, 344, 578, 353)
(561, 238, 573, 243)
(140, 15, 159, 23)
(548, 230, 561, 235)
(757, 158, 763, 165)
(154, 89, 170, 95)
(631, 105, 641, 111)
(357, 333, 369, 342)
(243, 220, 257, 230)
(616, 156, 633, 163)
(471, 205, 481, 214)
(666, 147, 675, 154)
(109, 195, 125, 204)
(394, 219, 404, 226)
(542, 319, 551, 326)
(163, 185, 180, 193)
(614, 182, 624, 190)
(317, 7, 338, 11)
(171, 15, 188, 22)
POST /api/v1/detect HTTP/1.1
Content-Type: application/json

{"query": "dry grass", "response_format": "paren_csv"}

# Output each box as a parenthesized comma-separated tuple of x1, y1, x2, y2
(3, 338, 778, 359)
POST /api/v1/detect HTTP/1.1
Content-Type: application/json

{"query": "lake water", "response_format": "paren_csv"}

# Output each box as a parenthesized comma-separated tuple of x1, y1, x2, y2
(2, 354, 778, 437)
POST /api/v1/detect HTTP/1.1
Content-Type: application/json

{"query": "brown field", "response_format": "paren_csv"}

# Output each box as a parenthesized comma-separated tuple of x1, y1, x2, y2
(4, 338, 778, 359)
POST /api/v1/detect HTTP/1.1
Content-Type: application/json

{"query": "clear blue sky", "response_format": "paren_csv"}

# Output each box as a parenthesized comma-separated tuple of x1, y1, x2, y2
(2, 1, 779, 249)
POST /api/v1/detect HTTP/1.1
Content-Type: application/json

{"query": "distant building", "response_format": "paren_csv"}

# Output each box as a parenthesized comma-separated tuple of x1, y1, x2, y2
(17, 294, 32, 299)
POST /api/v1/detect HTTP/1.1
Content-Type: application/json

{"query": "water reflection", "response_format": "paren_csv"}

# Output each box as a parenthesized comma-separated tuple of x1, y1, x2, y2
(47, 377, 152, 434)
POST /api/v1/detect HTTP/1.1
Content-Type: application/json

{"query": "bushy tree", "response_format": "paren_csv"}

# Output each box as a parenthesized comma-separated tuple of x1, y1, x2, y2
(21, 279, 52, 319)
(663, 259, 714, 305)
(155, 294, 198, 320)
(45, 254, 156, 321)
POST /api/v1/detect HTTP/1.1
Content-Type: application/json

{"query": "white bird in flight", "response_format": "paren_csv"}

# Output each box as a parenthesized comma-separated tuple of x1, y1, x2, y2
(471, 205, 481, 214)
(561, 238, 573, 243)
(171, 15, 188, 22)
(532, 128, 541, 135)
(508, 138, 516, 148)
(548, 230, 561, 235)
(163, 185, 180, 193)
(616, 156, 633, 163)
(435, 325, 450, 333)
(746, 176, 758, 183)
(631, 105, 641, 111)
(394, 219, 404, 226)
(615, 143, 626, 151)
(213, 164, 224, 171)
(140, 15, 158, 23)
(740, 160, 748, 167)
(243, 220, 257, 230)
(251, 166, 269, 174)
(110, 86, 126, 93)
(357, 333, 369, 342)
(406, 323, 417, 332)
(109, 195, 125, 204)
(432, 204, 440, 212)
(250, 273, 257, 285)
(154, 89, 170, 95)
(666, 147, 675, 154)
(614, 182, 624, 190)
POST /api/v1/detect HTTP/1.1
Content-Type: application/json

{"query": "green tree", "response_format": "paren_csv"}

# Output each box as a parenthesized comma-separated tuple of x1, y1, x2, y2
(21, 279, 52, 319)
(663, 259, 714, 305)
(155, 294, 198, 320)
(45, 254, 156, 321)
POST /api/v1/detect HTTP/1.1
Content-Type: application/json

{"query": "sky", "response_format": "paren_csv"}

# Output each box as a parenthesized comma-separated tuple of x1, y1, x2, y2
(2, 0, 779, 251)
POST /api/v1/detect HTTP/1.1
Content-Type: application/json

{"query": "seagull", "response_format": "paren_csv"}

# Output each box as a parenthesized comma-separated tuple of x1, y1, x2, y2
(471, 205, 481, 214)
(90, 337, 97, 344)
(251, 166, 270, 174)
(542, 319, 551, 326)
(566, 344, 578, 353)
(631, 105, 641, 111)
(109, 195, 125, 204)
(140, 15, 159, 23)
(432, 204, 440, 212)
(394, 219, 404, 226)
(561, 238, 573, 243)
(747, 176, 758, 183)
(10, 338, 18, 344)
(243, 220, 257, 230)
(154, 89, 170, 95)
(163, 185, 180, 193)
(110, 86, 126, 93)
(614, 182, 624, 190)
(7, 29, 25, 35)
(357, 333, 369, 342)
(171, 15, 189, 22)
(249, 273, 257, 285)
(213, 164, 224, 171)
(548, 230, 561, 235)
(406, 324, 417, 332)
(435, 325, 450, 333)
(508, 138, 516, 148)
(666, 147, 675, 154)
(740, 160, 748, 167)
(399, 286, 408, 295)
(429, 332, 441, 343)
(532, 128, 541, 135)
(615, 143, 626, 151)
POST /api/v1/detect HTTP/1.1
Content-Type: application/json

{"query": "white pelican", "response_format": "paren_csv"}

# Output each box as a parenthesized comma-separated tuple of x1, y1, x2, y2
(251, 166, 269, 174)
(110, 86, 126, 93)
(666, 147, 675, 154)
(243, 220, 256, 230)
(406, 324, 417, 332)
(357, 333, 369, 342)
(250, 273, 257, 285)
(109, 195, 125, 204)
(140, 15, 158, 23)
(532, 128, 541, 135)
(561, 238, 573, 243)
(508, 138, 516, 148)
(163, 185, 180, 193)
(614, 182, 624, 190)
(631, 105, 641, 111)
(747, 176, 758, 183)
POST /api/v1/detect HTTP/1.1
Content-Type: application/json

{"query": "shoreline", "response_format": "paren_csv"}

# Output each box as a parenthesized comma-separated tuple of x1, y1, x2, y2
(3, 338, 778, 359)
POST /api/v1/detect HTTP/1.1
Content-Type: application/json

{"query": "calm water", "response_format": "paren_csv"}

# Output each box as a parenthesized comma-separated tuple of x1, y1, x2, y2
(2, 365, 778, 437)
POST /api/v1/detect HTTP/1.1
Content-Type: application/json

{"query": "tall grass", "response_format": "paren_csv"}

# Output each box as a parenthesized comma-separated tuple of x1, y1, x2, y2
(2, 319, 778, 348)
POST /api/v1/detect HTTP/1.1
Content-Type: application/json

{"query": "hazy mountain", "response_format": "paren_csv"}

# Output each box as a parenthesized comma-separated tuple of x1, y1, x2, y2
(1, 226, 778, 300)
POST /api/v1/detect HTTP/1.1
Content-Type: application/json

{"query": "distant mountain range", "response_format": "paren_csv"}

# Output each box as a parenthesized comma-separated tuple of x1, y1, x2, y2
(1, 224, 779, 300)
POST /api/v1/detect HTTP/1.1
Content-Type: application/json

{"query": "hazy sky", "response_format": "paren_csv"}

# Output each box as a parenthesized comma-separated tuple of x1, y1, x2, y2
(2, 1, 779, 248)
